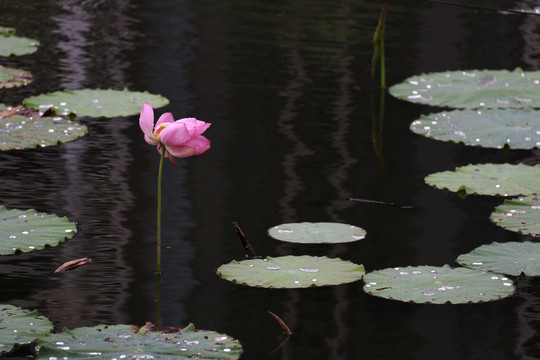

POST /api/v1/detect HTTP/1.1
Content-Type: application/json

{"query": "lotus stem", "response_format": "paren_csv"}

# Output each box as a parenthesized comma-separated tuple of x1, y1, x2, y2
(157, 149, 164, 274)
(156, 149, 165, 329)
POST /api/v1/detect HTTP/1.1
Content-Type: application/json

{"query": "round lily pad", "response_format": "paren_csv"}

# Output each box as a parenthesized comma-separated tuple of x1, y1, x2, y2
(389, 68, 540, 109)
(0, 205, 77, 255)
(425, 163, 540, 197)
(37, 323, 242, 359)
(0, 33, 39, 57)
(410, 108, 540, 150)
(0, 305, 53, 356)
(0, 65, 32, 88)
(24, 88, 169, 118)
(456, 241, 540, 276)
(363, 265, 515, 304)
(490, 195, 540, 236)
(217, 255, 365, 288)
(268, 222, 366, 244)
(0, 114, 87, 150)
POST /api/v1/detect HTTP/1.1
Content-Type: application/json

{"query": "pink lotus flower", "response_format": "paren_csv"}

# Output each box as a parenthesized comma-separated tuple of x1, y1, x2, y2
(139, 103, 211, 164)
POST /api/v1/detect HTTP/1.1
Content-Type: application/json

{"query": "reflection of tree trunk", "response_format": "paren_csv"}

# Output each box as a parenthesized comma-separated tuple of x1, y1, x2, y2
(325, 49, 357, 226)
(274, 41, 312, 360)
(517, 0, 540, 69)
(508, 3, 540, 356)
(325, 46, 357, 360)
(277, 47, 314, 224)
(25, 0, 136, 327)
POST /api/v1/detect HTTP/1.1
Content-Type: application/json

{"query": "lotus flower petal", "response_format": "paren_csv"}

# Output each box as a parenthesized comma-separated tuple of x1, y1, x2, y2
(139, 103, 211, 161)
(159, 122, 191, 147)
(139, 103, 156, 142)
(178, 117, 211, 138)
(164, 144, 196, 158)
(184, 135, 211, 155)
(156, 112, 174, 128)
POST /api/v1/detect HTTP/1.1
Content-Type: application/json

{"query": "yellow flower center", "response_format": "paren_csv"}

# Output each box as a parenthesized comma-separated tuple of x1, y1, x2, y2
(153, 123, 168, 138)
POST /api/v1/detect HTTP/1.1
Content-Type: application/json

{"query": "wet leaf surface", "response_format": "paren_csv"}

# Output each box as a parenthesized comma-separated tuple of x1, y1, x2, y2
(268, 222, 366, 244)
(425, 163, 540, 197)
(410, 108, 540, 150)
(456, 241, 540, 276)
(0, 113, 87, 151)
(24, 88, 169, 118)
(217, 255, 365, 288)
(363, 265, 515, 304)
(0, 31, 39, 57)
(0, 305, 53, 356)
(390, 68, 540, 109)
(37, 323, 242, 359)
(0, 205, 77, 255)
(490, 195, 540, 236)
(0, 65, 32, 88)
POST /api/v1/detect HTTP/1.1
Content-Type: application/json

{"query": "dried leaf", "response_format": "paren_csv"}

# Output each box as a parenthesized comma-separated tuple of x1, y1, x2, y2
(54, 257, 91, 273)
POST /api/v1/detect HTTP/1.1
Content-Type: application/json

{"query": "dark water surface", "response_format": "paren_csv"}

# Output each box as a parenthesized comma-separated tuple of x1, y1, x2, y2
(1, 0, 540, 359)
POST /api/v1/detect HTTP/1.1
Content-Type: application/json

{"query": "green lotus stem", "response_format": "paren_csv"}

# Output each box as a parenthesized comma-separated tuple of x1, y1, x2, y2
(157, 149, 164, 275)
(371, 3, 386, 88)
(156, 149, 164, 329)
(380, 39, 386, 88)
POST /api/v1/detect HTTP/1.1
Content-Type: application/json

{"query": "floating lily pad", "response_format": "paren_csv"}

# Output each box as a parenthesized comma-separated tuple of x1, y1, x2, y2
(0, 114, 87, 150)
(37, 323, 242, 359)
(24, 88, 169, 118)
(217, 255, 365, 288)
(0, 65, 32, 88)
(0, 205, 77, 255)
(490, 195, 540, 236)
(268, 222, 366, 244)
(0, 32, 39, 57)
(456, 241, 540, 276)
(410, 108, 540, 150)
(0, 305, 53, 356)
(425, 163, 540, 197)
(389, 68, 540, 109)
(363, 265, 514, 304)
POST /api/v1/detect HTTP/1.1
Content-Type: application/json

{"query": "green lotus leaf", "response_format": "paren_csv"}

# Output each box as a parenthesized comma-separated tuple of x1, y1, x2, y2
(0, 33, 39, 57)
(389, 68, 540, 109)
(0, 305, 53, 357)
(363, 265, 514, 304)
(425, 163, 540, 197)
(24, 89, 169, 118)
(490, 195, 540, 236)
(410, 108, 540, 150)
(0, 205, 77, 255)
(456, 241, 540, 276)
(217, 255, 365, 288)
(0, 65, 32, 88)
(37, 324, 242, 359)
(0, 115, 87, 150)
(268, 222, 366, 244)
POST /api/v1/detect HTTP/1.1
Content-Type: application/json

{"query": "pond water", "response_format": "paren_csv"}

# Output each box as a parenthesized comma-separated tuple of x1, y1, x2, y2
(1, 0, 540, 359)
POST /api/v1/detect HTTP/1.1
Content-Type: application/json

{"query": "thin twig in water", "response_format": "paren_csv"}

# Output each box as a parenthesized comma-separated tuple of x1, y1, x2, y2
(348, 197, 414, 209)
(267, 311, 292, 356)
(421, 0, 540, 16)
(232, 221, 257, 258)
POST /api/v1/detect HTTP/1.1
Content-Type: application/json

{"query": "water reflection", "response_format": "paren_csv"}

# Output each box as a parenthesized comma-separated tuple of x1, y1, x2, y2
(2, 0, 540, 358)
